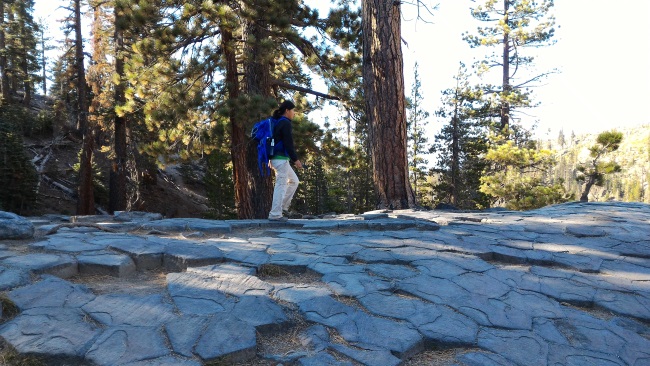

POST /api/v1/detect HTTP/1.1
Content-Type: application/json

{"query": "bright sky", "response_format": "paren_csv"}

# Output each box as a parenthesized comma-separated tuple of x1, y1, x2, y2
(399, 0, 650, 139)
(35, 0, 650, 140)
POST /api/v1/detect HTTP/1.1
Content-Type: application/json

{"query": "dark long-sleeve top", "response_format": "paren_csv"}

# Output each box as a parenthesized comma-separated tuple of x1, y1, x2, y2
(271, 116, 299, 162)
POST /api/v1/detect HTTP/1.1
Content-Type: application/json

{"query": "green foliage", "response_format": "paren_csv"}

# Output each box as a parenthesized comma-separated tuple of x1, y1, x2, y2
(203, 116, 236, 219)
(407, 63, 431, 205)
(432, 64, 492, 209)
(0, 106, 38, 214)
(463, 0, 556, 132)
(575, 130, 623, 201)
(480, 138, 571, 210)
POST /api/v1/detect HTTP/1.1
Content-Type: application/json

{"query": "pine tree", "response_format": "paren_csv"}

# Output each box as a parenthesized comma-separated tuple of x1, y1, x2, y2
(406, 62, 430, 205)
(122, 0, 355, 219)
(480, 136, 570, 210)
(432, 63, 491, 209)
(576, 130, 623, 202)
(0, 0, 9, 102)
(463, 0, 556, 134)
(7, 0, 39, 106)
(362, 0, 414, 209)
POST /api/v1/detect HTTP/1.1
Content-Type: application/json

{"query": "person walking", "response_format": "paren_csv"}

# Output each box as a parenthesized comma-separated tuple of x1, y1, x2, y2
(268, 100, 303, 221)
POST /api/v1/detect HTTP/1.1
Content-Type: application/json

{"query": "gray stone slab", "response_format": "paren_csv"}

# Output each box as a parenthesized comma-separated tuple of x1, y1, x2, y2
(167, 272, 236, 315)
(456, 351, 517, 366)
(552, 310, 650, 365)
(595, 289, 650, 321)
(139, 219, 190, 232)
(330, 344, 401, 366)
(565, 224, 607, 237)
(269, 251, 322, 268)
(105, 237, 165, 270)
(77, 252, 136, 277)
(298, 296, 423, 358)
(477, 328, 549, 366)
(8, 275, 94, 310)
(29, 237, 107, 253)
(162, 240, 224, 271)
(546, 344, 626, 366)
(299, 325, 330, 351)
(365, 263, 418, 280)
(85, 326, 170, 366)
(0, 211, 34, 239)
(323, 272, 392, 297)
(0, 266, 29, 291)
(113, 211, 163, 222)
(206, 238, 270, 266)
(273, 284, 333, 304)
(181, 263, 273, 297)
(82, 294, 176, 326)
(231, 295, 288, 332)
(359, 292, 478, 346)
(337, 311, 424, 359)
(298, 352, 354, 366)
(194, 317, 257, 363)
(308, 257, 359, 276)
(184, 218, 232, 234)
(1, 253, 78, 278)
(121, 356, 202, 366)
(0, 307, 101, 360)
(165, 315, 210, 358)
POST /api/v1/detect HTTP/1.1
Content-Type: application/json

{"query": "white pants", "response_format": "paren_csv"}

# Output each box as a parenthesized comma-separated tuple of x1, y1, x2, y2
(269, 159, 299, 218)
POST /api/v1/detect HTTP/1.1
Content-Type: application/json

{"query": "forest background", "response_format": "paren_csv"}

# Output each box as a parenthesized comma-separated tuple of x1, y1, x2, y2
(1, 0, 649, 219)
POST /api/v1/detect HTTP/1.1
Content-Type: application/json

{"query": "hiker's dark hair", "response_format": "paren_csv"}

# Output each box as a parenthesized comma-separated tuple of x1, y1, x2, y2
(272, 100, 295, 119)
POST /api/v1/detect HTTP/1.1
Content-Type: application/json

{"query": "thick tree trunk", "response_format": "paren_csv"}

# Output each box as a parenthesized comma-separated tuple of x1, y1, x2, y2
(580, 177, 595, 202)
(243, 20, 274, 219)
(75, 0, 94, 215)
(362, 0, 414, 210)
(20, 25, 31, 106)
(0, 0, 10, 102)
(109, 7, 127, 213)
(501, 0, 510, 133)
(222, 28, 251, 219)
(40, 27, 46, 96)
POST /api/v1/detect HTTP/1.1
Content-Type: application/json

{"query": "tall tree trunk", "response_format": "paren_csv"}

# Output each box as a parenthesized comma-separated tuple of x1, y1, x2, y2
(0, 0, 10, 102)
(501, 0, 510, 133)
(20, 25, 31, 106)
(242, 19, 274, 219)
(75, 0, 94, 215)
(580, 177, 595, 202)
(362, 0, 414, 210)
(40, 26, 46, 96)
(221, 27, 251, 219)
(109, 5, 127, 213)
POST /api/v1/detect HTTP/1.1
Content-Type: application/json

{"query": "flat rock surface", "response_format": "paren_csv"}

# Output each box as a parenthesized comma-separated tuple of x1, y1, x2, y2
(0, 201, 649, 365)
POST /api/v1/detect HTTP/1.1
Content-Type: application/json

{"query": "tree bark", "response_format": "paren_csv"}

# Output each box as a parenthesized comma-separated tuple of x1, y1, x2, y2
(20, 22, 31, 106)
(580, 177, 595, 202)
(362, 0, 414, 209)
(0, 0, 10, 102)
(243, 19, 274, 219)
(75, 0, 94, 215)
(109, 5, 127, 213)
(500, 0, 510, 133)
(221, 27, 251, 219)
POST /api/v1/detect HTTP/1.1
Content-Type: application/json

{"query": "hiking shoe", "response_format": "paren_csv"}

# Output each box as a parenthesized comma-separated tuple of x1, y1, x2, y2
(268, 216, 288, 222)
(283, 210, 302, 219)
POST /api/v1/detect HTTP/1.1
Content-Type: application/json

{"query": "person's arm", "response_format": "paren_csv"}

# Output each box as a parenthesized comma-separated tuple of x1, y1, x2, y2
(280, 120, 299, 162)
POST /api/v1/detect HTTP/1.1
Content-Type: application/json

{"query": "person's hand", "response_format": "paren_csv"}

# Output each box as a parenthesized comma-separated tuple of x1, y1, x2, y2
(294, 160, 303, 169)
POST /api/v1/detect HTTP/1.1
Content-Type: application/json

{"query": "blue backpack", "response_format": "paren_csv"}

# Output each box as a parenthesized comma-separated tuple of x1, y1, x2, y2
(250, 117, 276, 176)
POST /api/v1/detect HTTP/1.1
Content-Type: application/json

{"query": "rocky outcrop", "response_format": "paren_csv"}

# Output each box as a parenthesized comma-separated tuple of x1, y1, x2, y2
(0, 211, 34, 240)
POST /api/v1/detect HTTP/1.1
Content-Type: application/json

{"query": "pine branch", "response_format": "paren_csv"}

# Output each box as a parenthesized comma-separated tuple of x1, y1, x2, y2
(271, 79, 340, 100)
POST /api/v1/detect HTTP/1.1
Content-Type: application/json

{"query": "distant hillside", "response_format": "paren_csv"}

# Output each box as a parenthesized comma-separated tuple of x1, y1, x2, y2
(542, 125, 650, 203)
